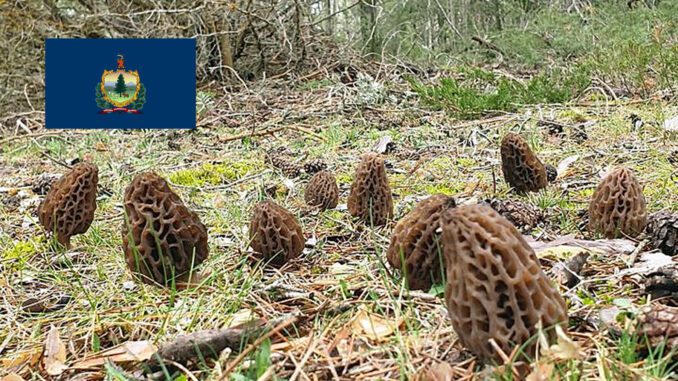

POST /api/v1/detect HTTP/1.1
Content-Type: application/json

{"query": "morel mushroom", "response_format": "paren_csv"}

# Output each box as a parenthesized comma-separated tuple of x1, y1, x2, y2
(442, 204, 568, 363)
(249, 201, 304, 266)
(347, 153, 393, 226)
(386, 194, 456, 291)
(121, 172, 209, 287)
(304, 170, 339, 210)
(38, 162, 99, 248)
(588, 167, 647, 239)
(500, 132, 548, 193)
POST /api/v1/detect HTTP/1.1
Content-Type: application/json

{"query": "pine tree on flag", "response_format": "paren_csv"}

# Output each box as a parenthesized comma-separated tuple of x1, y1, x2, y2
(114, 74, 126, 96)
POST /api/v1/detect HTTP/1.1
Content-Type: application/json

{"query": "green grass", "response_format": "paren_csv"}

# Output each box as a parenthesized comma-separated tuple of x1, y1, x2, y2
(407, 66, 591, 119)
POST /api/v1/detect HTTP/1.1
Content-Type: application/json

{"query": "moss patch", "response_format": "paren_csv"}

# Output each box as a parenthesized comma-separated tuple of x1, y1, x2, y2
(168, 160, 262, 187)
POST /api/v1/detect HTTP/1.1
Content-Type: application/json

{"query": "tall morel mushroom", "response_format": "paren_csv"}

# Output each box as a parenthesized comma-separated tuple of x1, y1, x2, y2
(347, 153, 393, 226)
(442, 204, 568, 363)
(387, 194, 456, 291)
(500, 132, 548, 193)
(38, 162, 99, 248)
(122, 172, 209, 287)
(588, 167, 647, 239)
(249, 201, 304, 266)
(304, 170, 339, 210)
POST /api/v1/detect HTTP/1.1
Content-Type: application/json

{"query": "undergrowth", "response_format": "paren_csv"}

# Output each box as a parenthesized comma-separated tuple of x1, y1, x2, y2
(407, 67, 590, 119)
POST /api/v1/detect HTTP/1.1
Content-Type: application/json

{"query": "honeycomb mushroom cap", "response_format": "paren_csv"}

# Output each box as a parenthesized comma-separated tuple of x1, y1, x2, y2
(387, 194, 456, 291)
(121, 172, 209, 287)
(304, 170, 339, 210)
(347, 153, 393, 226)
(588, 167, 647, 239)
(249, 201, 304, 266)
(442, 204, 568, 363)
(38, 162, 99, 247)
(500, 132, 548, 193)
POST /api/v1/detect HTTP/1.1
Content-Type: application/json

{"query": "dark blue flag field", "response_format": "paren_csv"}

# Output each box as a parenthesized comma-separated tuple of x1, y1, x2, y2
(45, 38, 196, 129)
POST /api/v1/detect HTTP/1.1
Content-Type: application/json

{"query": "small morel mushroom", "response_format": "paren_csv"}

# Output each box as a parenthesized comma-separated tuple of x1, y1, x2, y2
(304, 170, 339, 210)
(121, 172, 209, 287)
(386, 194, 456, 291)
(38, 162, 99, 248)
(588, 167, 647, 239)
(500, 132, 548, 193)
(347, 153, 393, 226)
(249, 201, 304, 266)
(303, 159, 328, 175)
(646, 211, 677, 256)
(442, 204, 568, 364)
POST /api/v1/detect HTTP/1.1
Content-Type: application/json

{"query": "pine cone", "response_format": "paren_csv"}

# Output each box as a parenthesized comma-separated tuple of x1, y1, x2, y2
(394, 147, 421, 161)
(32, 174, 59, 195)
(646, 212, 677, 256)
(266, 146, 293, 157)
(266, 156, 300, 178)
(669, 150, 678, 165)
(266, 148, 302, 177)
(636, 304, 678, 355)
(486, 198, 544, 233)
(545, 164, 558, 182)
(303, 159, 328, 175)
(571, 126, 588, 142)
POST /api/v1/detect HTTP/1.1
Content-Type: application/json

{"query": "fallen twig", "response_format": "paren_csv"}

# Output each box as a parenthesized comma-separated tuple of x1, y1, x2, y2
(220, 315, 299, 378)
(145, 315, 297, 372)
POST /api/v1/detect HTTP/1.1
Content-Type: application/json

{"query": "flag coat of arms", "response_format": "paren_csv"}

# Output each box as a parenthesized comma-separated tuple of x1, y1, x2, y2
(46, 38, 196, 129)
(96, 54, 146, 113)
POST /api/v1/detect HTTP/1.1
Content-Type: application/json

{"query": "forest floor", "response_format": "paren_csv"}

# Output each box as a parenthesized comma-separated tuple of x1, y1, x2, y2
(0, 70, 677, 380)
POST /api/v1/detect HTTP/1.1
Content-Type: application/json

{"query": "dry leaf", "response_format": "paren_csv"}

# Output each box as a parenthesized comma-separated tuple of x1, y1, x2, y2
(1, 373, 26, 381)
(556, 155, 579, 178)
(43, 325, 68, 376)
(664, 116, 678, 132)
(93, 141, 107, 152)
(526, 362, 557, 381)
(1, 348, 41, 369)
(526, 234, 636, 256)
(350, 307, 402, 342)
(330, 263, 353, 277)
(71, 341, 157, 369)
(225, 309, 257, 328)
(413, 362, 455, 381)
(536, 245, 593, 260)
(540, 325, 581, 361)
(373, 135, 393, 153)
(175, 269, 211, 290)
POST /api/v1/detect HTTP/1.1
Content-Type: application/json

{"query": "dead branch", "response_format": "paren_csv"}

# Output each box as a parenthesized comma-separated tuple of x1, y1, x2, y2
(144, 315, 297, 372)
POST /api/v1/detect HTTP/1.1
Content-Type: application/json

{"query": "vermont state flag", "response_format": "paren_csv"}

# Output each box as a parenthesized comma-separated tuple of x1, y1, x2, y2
(46, 39, 196, 129)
